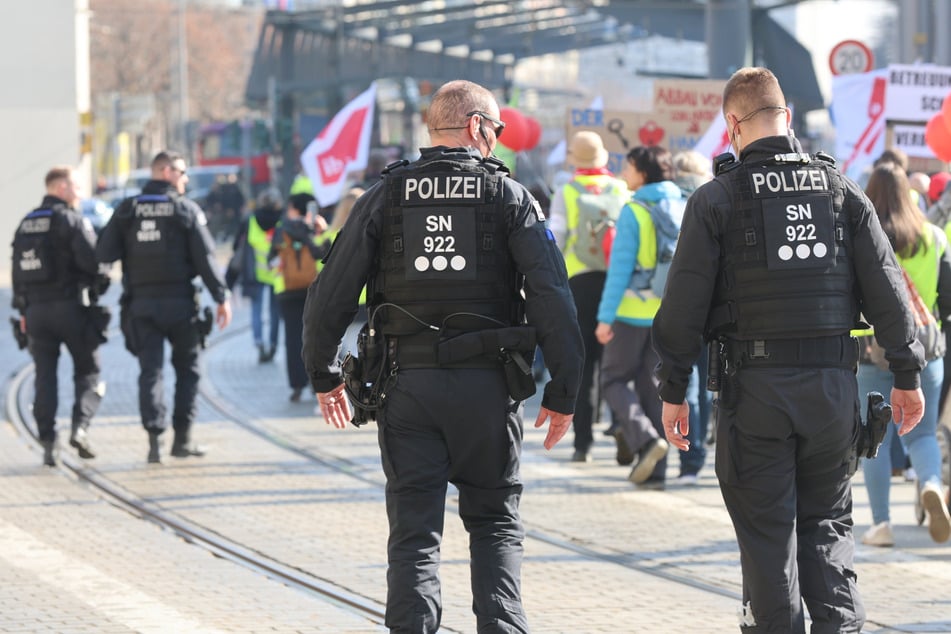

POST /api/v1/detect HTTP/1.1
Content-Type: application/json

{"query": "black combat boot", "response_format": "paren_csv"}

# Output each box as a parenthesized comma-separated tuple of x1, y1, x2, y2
(170, 430, 206, 458)
(147, 431, 162, 464)
(69, 426, 96, 459)
(41, 439, 56, 467)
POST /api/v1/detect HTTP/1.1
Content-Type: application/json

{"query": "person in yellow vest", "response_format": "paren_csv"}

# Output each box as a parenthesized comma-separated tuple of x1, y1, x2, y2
(858, 162, 951, 547)
(548, 130, 629, 462)
(289, 172, 314, 196)
(235, 188, 283, 362)
(269, 193, 328, 401)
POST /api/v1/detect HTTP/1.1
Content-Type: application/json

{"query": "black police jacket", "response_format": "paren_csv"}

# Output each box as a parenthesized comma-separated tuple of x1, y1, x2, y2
(652, 135, 924, 403)
(301, 146, 585, 415)
(96, 180, 229, 304)
(11, 195, 99, 311)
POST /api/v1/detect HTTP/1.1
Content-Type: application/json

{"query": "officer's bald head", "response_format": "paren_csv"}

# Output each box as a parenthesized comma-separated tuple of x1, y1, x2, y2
(723, 67, 786, 119)
(427, 80, 498, 131)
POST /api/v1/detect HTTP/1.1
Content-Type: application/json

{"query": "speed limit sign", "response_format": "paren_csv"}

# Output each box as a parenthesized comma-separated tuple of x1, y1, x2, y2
(829, 40, 874, 75)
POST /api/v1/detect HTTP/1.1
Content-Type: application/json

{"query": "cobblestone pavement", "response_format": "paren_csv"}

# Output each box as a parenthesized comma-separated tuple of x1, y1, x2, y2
(1, 285, 949, 633)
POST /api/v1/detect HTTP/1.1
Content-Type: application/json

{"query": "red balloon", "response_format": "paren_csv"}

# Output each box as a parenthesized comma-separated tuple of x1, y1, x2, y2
(925, 113, 951, 163)
(499, 106, 528, 152)
(523, 117, 542, 151)
(943, 93, 951, 135)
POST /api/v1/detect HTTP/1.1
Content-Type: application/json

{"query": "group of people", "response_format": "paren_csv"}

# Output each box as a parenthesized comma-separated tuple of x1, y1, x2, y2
(12, 69, 951, 634)
(549, 130, 714, 490)
(225, 183, 365, 402)
(12, 153, 232, 466)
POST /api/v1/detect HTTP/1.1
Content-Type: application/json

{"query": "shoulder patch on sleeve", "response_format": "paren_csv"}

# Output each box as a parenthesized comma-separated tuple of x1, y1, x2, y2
(532, 199, 546, 222)
(195, 209, 208, 226)
(81, 216, 95, 234)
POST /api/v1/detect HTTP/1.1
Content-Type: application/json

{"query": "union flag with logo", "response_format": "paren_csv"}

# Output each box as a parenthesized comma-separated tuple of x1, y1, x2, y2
(300, 82, 377, 207)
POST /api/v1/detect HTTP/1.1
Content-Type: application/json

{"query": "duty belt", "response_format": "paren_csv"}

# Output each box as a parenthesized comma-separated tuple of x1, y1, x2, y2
(131, 282, 196, 298)
(724, 333, 859, 369)
(389, 326, 536, 370)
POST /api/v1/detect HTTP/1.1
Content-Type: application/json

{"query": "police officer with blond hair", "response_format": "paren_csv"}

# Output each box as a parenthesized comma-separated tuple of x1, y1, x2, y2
(11, 166, 108, 466)
(652, 67, 925, 632)
(97, 151, 232, 464)
(302, 79, 583, 633)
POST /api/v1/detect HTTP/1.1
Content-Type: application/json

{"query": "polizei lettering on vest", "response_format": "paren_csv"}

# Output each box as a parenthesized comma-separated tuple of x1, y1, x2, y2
(751, 168, 829, 196)
(135, 202, 175, 217)
(403, 175, 484, 203)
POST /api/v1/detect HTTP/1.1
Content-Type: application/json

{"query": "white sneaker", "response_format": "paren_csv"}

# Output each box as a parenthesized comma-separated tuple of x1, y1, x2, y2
(861, 521, 894, 547)
(903, 467, 917, 482)
(921, 482, 951, 543)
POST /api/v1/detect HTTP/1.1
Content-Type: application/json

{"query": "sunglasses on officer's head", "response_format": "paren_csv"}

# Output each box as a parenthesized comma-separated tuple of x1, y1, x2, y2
(467, 111, 505, 139)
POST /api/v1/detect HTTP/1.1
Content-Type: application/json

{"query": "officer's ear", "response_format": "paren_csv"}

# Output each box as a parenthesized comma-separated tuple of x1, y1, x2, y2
(467, 113, 480, 143)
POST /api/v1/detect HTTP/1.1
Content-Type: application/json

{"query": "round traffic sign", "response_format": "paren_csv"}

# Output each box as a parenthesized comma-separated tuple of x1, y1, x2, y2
(829, 39, 874, 75)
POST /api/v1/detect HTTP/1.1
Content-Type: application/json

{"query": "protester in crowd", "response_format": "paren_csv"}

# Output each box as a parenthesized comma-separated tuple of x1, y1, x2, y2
(672, 149, 716, 467)
(859, 162, 951, 547)
(671, 149, 713, 196)
(595, 145, 683, 489)
(548, 130, 629, 462)
(227, 188, 282, 363)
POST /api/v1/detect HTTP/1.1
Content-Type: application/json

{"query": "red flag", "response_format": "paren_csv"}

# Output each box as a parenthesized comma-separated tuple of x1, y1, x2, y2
(300, 82, 377, 207)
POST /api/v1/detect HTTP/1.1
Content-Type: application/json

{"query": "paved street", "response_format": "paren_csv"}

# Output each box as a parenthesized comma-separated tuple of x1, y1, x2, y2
(1, 284, 949, 633)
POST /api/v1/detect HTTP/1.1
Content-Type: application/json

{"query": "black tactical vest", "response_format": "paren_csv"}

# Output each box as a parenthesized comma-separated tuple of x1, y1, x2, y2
(375, 158, 519, 336)
(123, 193, 193, 288)
(707, 153, 857, 339)
(12, 205, 77, 303)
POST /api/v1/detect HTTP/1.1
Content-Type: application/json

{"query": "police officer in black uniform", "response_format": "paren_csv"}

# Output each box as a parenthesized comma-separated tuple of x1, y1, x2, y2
(97, 151, 232, 464)
(651, 68, 925, 633)
(302, 80, 584, 633)
(11, 166, 109, 466)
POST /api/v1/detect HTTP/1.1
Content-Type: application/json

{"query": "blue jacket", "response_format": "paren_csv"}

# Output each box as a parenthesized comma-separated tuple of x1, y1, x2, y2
(597, 180, 683, 326)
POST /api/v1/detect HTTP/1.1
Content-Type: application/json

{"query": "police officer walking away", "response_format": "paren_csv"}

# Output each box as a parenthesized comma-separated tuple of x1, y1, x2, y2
(11, 166, 109, 466)
(302, 80, 583, 633)
(652, 68, 925, 633)
(97, 151, 232, 464)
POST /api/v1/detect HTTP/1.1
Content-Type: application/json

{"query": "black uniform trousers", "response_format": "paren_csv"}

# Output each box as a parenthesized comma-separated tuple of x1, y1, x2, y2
(277, 290, 307, 390)
(377, 368, 528, 634)
(26, 300, 102, 442)
(129, 296, 200, 436)
(568, 270, 607, 453)
(715, 366, 864, 633)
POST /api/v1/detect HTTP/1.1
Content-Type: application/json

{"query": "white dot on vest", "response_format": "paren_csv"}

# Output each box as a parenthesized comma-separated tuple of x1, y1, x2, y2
(778, 245, 793, 261)
(450, 255, 466, 271)
(433, 255, 448, 271)
(813, 243, 828, 258)
(415, 256, 430, 272)
(796, 244, 811, 259)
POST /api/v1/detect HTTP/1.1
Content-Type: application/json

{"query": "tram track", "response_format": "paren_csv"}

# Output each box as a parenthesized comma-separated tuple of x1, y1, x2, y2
(196, 325, 746, 605)
(4, 351, 391, 631)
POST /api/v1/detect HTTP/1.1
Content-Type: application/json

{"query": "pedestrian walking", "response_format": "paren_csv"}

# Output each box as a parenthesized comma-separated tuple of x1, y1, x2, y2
(97, 151, 232, 464)
(302, 79, 583, 633)
(652, 67, 925, 633)
(11, 166, 109, 466)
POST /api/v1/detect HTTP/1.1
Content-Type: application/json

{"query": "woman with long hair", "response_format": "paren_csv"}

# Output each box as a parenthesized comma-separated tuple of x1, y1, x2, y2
(860, 162, 951, 546)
